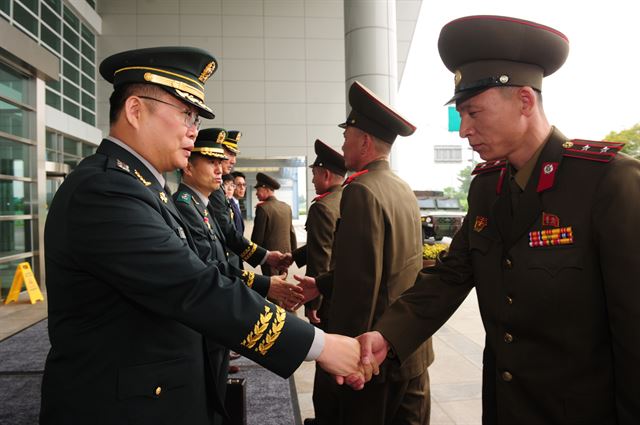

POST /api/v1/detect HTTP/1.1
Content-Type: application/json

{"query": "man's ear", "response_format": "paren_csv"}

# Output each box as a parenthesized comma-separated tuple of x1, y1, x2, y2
(518, 87, 537, 117)
(124, 96, 143, 129)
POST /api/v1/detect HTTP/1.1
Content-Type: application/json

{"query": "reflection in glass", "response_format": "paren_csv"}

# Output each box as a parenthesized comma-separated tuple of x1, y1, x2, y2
(0, 219, 33, 257)
(0, 63, 30, 104)
(0, 180, 33, 215)
(0, 99, 31, 138)
(0, 137, 33, 177)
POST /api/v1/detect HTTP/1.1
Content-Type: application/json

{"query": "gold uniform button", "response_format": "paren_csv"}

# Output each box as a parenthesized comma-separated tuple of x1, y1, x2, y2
(504, 332, 513, 343)
(502, 371, 513, 382)
(506, 296, 513, 305)
(154, 386, 162, 396)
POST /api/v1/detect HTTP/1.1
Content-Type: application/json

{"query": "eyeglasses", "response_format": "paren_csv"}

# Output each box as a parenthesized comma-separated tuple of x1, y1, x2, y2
(223, 182, 236, 188)
(138, 96, 202, 130)
(235, 183, 247, 187)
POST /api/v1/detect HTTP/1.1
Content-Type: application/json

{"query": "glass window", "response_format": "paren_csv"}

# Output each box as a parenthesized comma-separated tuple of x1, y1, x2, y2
(434, 146, 463, 163)
(0, 0, 9, 17)
(63, 98, 79, 118)
(85, 0, 96, 10)
(81, 75, 94, 93)
(81, 110, 95, 126)
(13, 3, 38, 38)
(0, 181, 34, 215)
(63, 42, 80, 67)
(0, 100, 31, 139)
(41, 3, 61, 32)
(63, 62, 79, 84)
(43, 0, 61, 14)
(63, 5, 79, 31)
(81, 23, 95, 45)
(0, 137, 33, 177)
(63, 137, 80, 156)
(82, 143, 96, 157)
(17, 0, 38, 10)
(46, 79, 61, 93)
(81, 91, 93, 110)
(63, 80, 79, 102)
(81, 58, 94, 77)
(81, 41, 95, 62)
(63, 23, 79, 49)
(0, 63, 30, 104)
(45, 89, 60, 109)
(40, 23, 61, 53)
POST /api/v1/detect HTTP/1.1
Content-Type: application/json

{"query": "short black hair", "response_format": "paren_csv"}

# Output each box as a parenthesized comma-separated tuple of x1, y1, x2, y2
(108, 83, 165, 125)
(231, 171, 246, 179)
(222, 174, 234, 183)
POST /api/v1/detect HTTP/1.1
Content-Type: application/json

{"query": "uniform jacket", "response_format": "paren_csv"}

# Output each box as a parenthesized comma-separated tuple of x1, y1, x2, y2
(316, 160, 433, 382)
(292, 185, 342, 326)
(375, 128, 640, 424)
(41, 139, 315, 425)
(251, 196, 297, 275)
(210, 188, 263, 270)
(230, 197, 245, 235)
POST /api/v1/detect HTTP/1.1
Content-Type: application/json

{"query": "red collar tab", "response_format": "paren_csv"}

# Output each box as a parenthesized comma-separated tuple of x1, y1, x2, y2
(536, 161, 559, 192)
(342, 169, 369, 187)
(313, 191, 331, 202)
(496, 167, 507, 194)
(562, 139, 624, 163)
(472, 159, 507, 175)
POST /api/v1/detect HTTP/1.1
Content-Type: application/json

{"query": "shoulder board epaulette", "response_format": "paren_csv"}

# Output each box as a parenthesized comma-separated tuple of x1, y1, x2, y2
(313, 191, 331, 202)
(561, 139, 624, 163)
(176, 192, 191, 204)
(342, 169, 369, 187)
(107, 158, 131, 174)
(471, 160, 507, 175)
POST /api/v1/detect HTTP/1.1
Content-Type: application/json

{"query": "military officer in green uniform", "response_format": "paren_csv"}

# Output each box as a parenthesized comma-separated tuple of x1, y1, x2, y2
(173, 129, 304, 424)
(356, 15, 640, 425)
(296, 82, 433, 425)
(40, 46, 364, 425)
(292, 139, 347, 425)
(251, 172, 298, 276)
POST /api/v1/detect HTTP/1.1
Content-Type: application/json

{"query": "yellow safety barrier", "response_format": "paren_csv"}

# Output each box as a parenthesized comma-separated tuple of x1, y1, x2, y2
(3, 262, 44, 305)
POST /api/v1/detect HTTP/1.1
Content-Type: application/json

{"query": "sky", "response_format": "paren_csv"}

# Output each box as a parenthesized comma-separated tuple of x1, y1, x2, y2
(395, 0, 639, 188)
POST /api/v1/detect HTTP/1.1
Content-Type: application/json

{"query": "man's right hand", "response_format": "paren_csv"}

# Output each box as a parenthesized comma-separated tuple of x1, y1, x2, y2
(293, 274, 320, 303)
(342, 331, 390, 390)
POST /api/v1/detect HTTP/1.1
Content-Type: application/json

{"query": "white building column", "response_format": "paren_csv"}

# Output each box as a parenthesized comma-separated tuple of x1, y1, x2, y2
(344, 0, 400, 171)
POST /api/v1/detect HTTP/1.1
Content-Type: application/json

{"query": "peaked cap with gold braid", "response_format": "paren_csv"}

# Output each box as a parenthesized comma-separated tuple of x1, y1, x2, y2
(192, 128, 228, 159)
(99, 47, 217, 119)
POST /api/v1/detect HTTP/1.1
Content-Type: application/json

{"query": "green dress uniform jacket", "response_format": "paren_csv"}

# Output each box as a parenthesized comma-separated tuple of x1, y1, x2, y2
(210, 187, 264, 270)
(375, 128, 640, 425)
(292, 185, 343, 328)
(41, 139, 315, 425)
(315, 160, 433, 424)
(251, 196, 297, 276)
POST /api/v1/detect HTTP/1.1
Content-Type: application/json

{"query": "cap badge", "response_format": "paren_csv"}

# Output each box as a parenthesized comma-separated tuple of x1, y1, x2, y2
(454, 70, 462, 87)
(159, 192, 168, 203)
(473, 216, 488, 232)
(198, 61, 216, 83)
(499, 75, 509, 84)
(562, 141, 574, 149)
(217, 131, 226, 144)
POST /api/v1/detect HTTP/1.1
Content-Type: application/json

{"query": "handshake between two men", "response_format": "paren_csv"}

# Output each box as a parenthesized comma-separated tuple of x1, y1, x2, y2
(261, 263, 392, 391)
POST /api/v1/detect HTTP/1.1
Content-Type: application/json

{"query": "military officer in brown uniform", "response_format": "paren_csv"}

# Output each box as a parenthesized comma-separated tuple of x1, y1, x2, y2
(356, 15, 640, 425)
(292, 139, 347, 425)
(251, 172, 298, 276)
(296, 82, 433, 425)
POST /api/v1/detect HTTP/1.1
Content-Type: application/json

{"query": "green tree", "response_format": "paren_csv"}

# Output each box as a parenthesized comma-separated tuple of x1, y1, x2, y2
(442, 165, 473, 211)
(605, 123, 640, 159)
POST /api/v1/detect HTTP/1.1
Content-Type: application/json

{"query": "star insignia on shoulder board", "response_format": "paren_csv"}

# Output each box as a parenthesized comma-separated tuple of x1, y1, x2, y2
(115, 159, 130, 172)
(581, 145, 591, 151)
(600, 146, 610, 153)
(159, 192, 168, 203)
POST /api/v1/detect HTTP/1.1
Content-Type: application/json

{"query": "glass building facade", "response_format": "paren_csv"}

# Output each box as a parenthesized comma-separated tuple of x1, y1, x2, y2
(0, 0, 100, 299)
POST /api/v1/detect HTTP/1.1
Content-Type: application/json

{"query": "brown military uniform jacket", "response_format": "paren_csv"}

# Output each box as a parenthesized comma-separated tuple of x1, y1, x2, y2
(316, 160, 433, 382)
(375, 128, 640, 424)
(251, 195, 297, 275)
(292, 185, 343, 328)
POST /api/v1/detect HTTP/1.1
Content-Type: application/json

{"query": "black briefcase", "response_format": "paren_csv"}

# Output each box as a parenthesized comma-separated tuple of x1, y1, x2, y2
(223, 378, 246, 425)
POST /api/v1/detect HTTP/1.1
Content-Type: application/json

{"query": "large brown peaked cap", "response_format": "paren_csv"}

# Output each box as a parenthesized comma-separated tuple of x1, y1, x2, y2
(439, 15, 570, 105)
(338, 81, 416, 144)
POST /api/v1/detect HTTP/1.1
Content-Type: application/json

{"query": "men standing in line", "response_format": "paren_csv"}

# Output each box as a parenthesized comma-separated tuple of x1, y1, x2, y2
(296, 82, 433, 425)
(41, 46, 364, 425)
(209, 130, 290, 272)
(292, 139, 347, 425)
(251, 172, 297, 276)
(356, 15, 640, 424)
(173, 129, 303, 424)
